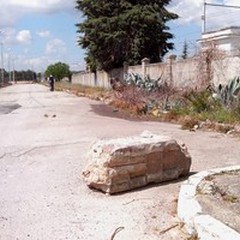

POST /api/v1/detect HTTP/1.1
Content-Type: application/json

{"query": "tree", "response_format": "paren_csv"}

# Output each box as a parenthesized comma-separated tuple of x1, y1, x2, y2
(76, 0, 178, 72)
(45, 62, 71, 81)
(181, 41, 188, 60)
(13, 70, 37, 81)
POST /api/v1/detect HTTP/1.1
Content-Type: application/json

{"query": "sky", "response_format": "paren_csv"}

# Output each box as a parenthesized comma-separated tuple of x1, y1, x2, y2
(0, 0, 240, 73)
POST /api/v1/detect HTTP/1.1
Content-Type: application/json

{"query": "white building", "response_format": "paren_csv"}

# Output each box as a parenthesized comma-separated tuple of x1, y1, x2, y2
(197, 26, 240, 85)
(199, 26, 240, 53)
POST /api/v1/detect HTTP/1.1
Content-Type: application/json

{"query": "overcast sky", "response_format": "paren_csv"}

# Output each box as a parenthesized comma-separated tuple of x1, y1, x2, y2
(0, 0, 239, 72)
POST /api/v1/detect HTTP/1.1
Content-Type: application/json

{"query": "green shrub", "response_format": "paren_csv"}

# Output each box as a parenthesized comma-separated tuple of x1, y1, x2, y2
(169, 89, 240, 124)
(183, 90, 213, 113)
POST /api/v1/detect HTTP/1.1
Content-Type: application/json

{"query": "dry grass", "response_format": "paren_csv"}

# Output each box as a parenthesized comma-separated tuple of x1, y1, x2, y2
(187, 234, 199, 240)
(222, 194, 238, 203)
(43, 81, 113, 102)
(41, 81, 240, 136)
(179, 116, 199, 130)
(55, 81, 108, 96)
(110, 99, 144, 115)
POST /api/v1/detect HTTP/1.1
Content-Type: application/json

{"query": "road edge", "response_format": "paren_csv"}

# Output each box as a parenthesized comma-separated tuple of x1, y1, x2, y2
(177, 165, 240, 240)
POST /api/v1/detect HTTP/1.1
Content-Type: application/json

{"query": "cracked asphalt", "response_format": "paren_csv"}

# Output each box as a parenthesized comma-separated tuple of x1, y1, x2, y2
(0, 83, 240, 240)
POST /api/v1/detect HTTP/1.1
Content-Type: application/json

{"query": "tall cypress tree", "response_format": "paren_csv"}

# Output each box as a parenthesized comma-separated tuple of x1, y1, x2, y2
(76, 0, 178, 72)
(181, 40, 188, 60)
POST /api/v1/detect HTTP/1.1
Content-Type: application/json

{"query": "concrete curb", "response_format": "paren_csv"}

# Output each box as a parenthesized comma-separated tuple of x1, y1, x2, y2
(177, 165, 240, 240)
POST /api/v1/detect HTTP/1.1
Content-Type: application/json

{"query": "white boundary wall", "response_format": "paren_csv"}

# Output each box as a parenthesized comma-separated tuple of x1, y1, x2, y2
(72, 54, 240, 89)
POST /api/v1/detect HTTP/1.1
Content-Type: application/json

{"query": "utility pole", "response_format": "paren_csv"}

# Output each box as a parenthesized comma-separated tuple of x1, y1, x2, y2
(202, 0, 206, 33)
(12, 57, 15, 83)
(7, 49, 11, 83)
(0, 31, 4, 85)
(1, 43, 4, 85)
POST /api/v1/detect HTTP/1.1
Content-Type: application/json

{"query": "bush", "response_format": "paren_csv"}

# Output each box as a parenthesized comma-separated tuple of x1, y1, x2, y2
(168, 89, 240, 126)
(110, 85, 147, 114)
(179, 115, 199, 130)
(183, 90, 213, 113)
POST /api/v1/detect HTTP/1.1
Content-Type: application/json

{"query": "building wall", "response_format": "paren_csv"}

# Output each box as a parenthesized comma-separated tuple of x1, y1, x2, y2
(212, 55, 240, 86)
(72, 27, 240, 89)
(199, 27, 240, 53)
(171, 58, 199, 89)
(72, 54, 240, 89)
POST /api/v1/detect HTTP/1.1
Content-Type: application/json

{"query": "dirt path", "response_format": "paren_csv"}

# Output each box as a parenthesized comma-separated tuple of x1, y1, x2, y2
(0, 83, 240, 240)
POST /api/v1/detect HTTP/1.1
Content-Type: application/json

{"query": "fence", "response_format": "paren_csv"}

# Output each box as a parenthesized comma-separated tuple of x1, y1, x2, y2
(72, 53, 240, 90)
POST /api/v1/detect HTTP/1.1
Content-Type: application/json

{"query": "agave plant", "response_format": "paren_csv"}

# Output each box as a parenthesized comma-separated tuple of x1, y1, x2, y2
(213, 77, 240, 107)
(124, 73, 163, 92)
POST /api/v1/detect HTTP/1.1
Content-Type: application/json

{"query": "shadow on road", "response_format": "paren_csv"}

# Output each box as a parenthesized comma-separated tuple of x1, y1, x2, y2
(0, 103, 21, 115)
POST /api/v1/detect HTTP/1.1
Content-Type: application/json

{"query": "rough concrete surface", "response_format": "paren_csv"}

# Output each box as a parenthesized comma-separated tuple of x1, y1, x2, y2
(197, 170, 240, 233)
(0, 83, 240, 240)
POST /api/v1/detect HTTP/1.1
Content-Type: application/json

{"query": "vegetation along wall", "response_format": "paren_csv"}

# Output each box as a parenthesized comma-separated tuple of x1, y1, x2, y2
(72, 53, 240, 90)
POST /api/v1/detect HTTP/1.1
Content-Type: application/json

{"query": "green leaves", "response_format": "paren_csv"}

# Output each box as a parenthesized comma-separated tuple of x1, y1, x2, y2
(45, 62, 71, 81)
(76, 0, 178, 72)
(214, 77, 240, 107)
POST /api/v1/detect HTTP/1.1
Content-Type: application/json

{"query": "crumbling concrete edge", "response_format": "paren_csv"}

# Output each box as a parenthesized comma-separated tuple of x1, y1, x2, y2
(177, 165, 240, 240)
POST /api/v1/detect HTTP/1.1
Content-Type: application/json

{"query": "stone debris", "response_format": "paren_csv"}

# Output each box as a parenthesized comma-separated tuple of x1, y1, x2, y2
(82, 131, 192, 194)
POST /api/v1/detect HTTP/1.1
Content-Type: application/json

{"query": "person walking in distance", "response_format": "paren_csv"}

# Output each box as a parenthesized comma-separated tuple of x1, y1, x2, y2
(49, 75, 54, 91)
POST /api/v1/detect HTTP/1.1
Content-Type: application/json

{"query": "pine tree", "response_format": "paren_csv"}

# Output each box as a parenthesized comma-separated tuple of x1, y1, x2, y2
(181, 41, 188, 60)
(76, 0, 178, 72)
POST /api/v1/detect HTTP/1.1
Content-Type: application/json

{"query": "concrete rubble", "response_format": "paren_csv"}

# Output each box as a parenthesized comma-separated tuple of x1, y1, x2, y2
(82, 131, 191, 194)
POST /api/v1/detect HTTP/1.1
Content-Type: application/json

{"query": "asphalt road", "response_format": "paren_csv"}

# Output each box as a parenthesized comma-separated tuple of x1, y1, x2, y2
(0, 83, 240, 240)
